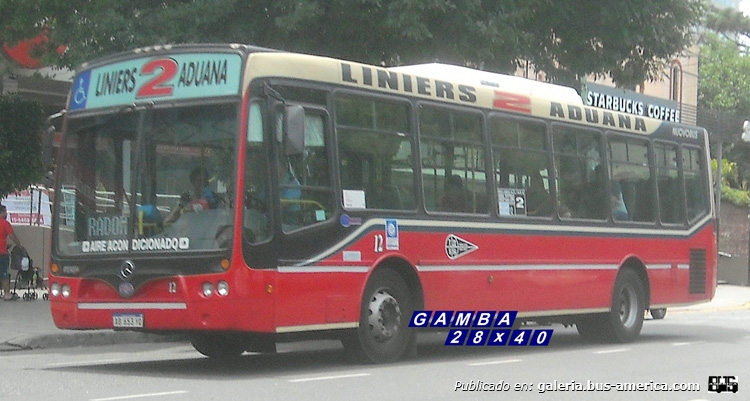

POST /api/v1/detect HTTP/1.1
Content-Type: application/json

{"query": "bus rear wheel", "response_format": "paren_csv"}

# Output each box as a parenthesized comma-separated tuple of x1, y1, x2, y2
(650, 308, 667, 320)
(344, 268, 415, 364)
(190, 333, 246, 359)
(577, 269, 645, 343)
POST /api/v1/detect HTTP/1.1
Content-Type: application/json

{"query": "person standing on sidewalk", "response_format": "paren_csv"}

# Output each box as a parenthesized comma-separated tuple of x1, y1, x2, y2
(0, 205, 23, 300)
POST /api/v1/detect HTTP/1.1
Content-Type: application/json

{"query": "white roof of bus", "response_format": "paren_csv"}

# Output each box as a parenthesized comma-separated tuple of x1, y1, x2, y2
(389, 63, 584, 105)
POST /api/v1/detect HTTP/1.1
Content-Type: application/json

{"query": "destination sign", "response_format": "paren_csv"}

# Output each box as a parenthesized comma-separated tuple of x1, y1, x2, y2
(69, 53, 242, 111)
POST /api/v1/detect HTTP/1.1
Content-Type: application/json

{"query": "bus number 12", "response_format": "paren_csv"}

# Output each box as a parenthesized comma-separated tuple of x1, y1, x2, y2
(374, 234, 384, 253)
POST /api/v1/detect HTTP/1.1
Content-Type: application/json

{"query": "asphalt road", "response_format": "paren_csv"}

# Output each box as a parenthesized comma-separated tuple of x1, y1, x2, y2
(1, 305, 749, 401)
(1, 284, 749, 350)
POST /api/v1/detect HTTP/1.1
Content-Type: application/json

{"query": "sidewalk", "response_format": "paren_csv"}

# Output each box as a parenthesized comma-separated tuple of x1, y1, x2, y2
(1, 284, 749, 352)
(0, 289, 185, 352)
(669, 283, 750, 312)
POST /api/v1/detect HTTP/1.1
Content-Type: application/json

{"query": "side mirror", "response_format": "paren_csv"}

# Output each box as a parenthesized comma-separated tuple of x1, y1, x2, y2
(284, 105, 305, 156)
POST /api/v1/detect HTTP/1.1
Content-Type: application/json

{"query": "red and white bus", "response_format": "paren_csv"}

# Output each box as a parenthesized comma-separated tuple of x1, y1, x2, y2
(49, 44, 716, 362)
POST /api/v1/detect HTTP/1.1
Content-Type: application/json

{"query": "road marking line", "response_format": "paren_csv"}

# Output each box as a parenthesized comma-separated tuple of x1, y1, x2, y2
(90, 391, 188, 401)
(468, 359, 522, 366)
(289, 373, 370, 383)
(594, 348, 628, 354)
(672, 341, 704, 346)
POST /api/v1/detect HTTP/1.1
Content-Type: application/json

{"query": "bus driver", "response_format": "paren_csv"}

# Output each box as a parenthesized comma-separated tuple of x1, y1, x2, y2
(165, 167, 217, 224)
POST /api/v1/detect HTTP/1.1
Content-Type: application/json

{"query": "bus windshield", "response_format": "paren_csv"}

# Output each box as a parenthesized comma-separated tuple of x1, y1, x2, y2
(54, 102, 237, 256)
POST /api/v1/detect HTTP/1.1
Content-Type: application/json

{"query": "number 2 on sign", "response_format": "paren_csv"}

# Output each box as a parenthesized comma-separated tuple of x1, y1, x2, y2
(136, 58, 178, 98)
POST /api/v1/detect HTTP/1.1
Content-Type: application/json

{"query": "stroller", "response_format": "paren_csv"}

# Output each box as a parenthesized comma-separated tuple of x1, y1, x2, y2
(9, 246, 46, 301)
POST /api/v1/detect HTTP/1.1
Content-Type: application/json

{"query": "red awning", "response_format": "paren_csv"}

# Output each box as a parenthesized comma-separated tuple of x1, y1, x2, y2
(2, 32, 67, 69)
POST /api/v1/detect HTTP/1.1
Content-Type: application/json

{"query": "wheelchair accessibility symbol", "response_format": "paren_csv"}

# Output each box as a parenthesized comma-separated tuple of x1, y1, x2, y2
(70, 71, 91, 110)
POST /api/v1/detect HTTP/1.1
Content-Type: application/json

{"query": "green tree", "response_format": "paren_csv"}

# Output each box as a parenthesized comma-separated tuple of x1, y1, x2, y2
(0, 95, 45, 199)
(704, 5, 750, 50)
(699, 8, 750, 199)
(712, 158, 750, 206)
(699, 33, 750, 115)
(1, 0, 702, 88)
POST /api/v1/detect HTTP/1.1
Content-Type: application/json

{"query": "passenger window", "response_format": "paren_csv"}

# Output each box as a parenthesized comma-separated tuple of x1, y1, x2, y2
(490, 116, 551, 217)
(552, 125, 605, 219)
(277, 110, 334, 232)
(244, 102, 271, 243)
(335, 94, 416, 211)
(608, 136, 653, 223)
(420, 105, 487, 214)
(683, 147, 707, 222)
(654, 142, 685, 224)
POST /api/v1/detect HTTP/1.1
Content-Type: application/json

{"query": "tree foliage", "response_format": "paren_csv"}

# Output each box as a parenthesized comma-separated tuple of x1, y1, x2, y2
(0, 95, 45, 199)
(713, 158, 750, 206)
(704, 5, 750, 52)
(699, 5, 750, 116)
(698, 33, 750, 115)
(1, 0, 702, 88)
(699, 7, 750, 196)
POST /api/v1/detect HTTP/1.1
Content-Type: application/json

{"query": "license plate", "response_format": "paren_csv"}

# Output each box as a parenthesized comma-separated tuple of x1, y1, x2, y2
(113, 313, 144, 328)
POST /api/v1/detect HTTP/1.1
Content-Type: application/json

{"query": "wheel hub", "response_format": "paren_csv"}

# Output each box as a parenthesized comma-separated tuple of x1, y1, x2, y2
(618, 286, 638, 328)
(367, 289, 401, 342)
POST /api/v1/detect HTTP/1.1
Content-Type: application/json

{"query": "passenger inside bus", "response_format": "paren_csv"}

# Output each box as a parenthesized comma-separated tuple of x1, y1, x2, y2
(526, 170, 552, 216)
(440, 174, 471, 213)
(581, 165, 609, 219)
(611, 181, 629, 221)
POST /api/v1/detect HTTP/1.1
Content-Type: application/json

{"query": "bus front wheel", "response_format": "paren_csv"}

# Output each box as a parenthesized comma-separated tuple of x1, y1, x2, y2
(344, 268, 415, 363)
(190, 333, 246, 359)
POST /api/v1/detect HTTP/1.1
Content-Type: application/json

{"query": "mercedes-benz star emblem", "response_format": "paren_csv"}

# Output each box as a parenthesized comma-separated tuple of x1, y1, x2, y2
(120, 260, 135, 281)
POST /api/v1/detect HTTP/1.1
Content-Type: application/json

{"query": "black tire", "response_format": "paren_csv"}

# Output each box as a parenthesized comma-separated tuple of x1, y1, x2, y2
(576, 269, 645, 343)
(190, 333, 246, 359)
(650, 308, 666, 320)
(575, 314, 605, 342)
(345, 268, 415, 364)
(604, 269, 646, 342)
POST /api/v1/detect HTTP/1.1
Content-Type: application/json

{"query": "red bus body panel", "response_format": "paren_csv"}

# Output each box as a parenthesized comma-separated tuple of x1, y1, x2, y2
(51, 219, 716, 333)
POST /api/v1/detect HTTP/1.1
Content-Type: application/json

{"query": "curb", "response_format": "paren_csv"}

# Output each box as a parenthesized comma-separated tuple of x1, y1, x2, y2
(1, 331, 187, 352)
(669, 302, 750, 314)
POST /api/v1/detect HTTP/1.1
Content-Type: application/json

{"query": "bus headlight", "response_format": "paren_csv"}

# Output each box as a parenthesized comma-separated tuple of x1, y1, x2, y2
(50, 283, 60, 297)
(217, 281, 229, 297)
(61, 284, 71, 298)
(202, 282, 214, 297)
